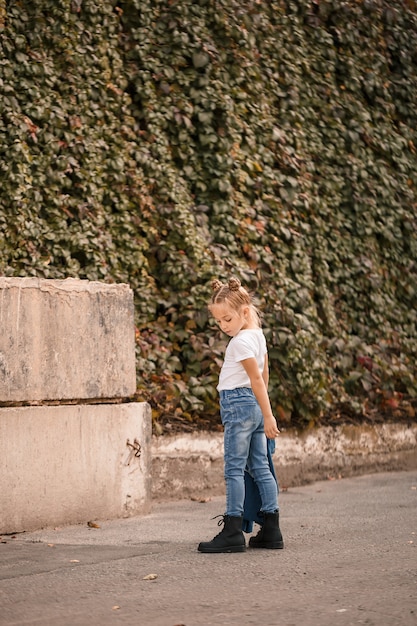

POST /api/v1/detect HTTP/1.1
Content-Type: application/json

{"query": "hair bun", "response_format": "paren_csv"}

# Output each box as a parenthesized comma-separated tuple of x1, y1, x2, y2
(211, 279, 224, 292)
(228, 277, 241, 291)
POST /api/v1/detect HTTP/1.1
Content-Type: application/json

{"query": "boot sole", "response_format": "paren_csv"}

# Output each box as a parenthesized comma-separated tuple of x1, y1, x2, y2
(249, 542, 284, 549)
(198, 545, 246, 553)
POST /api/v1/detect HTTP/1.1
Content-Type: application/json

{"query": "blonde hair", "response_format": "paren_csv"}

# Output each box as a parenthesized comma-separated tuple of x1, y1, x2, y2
(209, 277, 261, 327)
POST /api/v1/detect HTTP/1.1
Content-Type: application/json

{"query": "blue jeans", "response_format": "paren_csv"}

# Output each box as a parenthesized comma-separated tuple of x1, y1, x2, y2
(220, 388, 278, 517)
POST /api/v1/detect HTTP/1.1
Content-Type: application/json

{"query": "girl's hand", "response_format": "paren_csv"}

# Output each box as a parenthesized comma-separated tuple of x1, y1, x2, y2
(264, 415, 280, 439)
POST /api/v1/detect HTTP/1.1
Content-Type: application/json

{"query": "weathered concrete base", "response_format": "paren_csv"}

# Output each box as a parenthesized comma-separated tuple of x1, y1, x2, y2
(151, 423, 417, 500)
(0, 402, 151, 533)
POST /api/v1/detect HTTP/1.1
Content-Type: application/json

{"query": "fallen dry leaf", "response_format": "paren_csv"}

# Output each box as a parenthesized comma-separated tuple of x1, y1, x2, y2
(143, 573, 158, 580)
(112, 606, 120, 610)
(190, 496, 212, 503)
(87, 521, 101, 528)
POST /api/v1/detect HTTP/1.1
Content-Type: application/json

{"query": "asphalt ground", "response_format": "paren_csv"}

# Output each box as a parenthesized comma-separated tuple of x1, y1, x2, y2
(0, 470, 416, 626)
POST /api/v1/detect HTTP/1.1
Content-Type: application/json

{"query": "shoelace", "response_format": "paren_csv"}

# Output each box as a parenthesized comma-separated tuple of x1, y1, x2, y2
(209, 514, 227, 538)
(211, 514, 226, 526)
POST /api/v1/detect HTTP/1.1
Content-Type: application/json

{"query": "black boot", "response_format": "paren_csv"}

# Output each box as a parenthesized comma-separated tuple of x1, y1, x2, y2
(198, 515, 246, 553)
(249, 511, 284, 549)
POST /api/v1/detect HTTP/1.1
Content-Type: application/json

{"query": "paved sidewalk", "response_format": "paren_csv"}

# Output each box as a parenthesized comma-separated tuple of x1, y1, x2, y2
(1, 470, 416, 626)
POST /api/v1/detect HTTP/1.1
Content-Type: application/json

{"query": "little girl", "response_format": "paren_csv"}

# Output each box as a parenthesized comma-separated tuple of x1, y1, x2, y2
(198, 277, 284, 553)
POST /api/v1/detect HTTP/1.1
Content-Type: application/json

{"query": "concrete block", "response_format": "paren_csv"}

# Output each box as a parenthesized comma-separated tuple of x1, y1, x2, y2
(0, 402, 152, 533)
(0, 277, 136, 402)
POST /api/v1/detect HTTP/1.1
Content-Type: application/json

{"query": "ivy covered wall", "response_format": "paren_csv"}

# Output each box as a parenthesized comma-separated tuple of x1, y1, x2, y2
(1, 0, 416, 430)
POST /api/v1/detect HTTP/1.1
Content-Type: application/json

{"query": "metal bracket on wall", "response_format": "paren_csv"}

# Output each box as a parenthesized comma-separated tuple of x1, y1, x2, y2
(126, 438, 141, 457)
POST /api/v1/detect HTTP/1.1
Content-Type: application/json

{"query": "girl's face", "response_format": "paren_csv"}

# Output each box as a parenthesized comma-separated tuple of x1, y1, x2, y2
(210, 302, 249, 337)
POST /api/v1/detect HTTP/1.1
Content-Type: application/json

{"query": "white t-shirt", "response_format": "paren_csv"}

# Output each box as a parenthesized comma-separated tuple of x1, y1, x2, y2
(217, 328, 267, 391)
